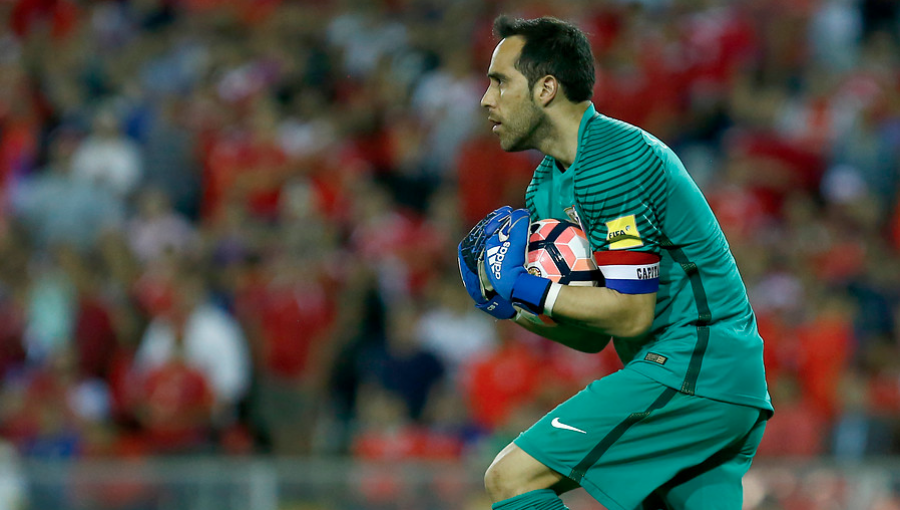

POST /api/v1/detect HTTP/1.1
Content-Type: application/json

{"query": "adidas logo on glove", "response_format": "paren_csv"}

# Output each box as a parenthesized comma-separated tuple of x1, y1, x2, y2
(486, 242, 510, 281)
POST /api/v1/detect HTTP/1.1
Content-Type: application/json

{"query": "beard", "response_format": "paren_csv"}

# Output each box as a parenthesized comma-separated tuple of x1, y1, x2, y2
(500, 97, 549, 152)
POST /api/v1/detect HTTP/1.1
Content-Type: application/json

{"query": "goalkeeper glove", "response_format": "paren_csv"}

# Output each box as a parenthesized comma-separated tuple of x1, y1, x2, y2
(483, 208, 552, 316)
(458, 206, 516, 319)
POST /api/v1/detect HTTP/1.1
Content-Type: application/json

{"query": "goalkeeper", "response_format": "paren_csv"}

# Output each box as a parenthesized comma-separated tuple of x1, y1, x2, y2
(457, 16, 773, 510)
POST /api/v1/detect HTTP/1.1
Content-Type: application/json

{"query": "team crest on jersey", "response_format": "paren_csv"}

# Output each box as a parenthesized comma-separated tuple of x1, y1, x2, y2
(564, 206, 586, 232)
(605, 215, 643, 250)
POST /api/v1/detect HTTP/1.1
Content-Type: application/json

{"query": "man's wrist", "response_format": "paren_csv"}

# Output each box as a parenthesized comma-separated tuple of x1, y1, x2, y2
(511, 273, 552, 315)
(543, 282, 563, 316)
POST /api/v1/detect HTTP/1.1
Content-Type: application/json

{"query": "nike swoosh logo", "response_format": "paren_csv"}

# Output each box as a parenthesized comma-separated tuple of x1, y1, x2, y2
(551, 417, 587, 434)
(497, 220, 511, 242)
(497, 213, 529, 243)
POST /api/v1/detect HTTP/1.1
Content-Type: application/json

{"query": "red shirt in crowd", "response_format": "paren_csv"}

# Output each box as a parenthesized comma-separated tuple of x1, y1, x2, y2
(201, 130, 289, 223)
(462, 341, 544, 431)
(136, 359, 214, 453)
(236, 275, 335, 381)
(455, 134, 535, 227)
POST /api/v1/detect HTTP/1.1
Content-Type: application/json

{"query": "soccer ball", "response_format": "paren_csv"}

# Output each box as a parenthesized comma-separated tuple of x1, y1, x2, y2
(520, 219, 602, 326)
(526, 219, 601, 286)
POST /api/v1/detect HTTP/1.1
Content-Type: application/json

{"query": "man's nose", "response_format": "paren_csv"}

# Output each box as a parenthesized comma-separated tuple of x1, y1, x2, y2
(480, 87, 494, 109)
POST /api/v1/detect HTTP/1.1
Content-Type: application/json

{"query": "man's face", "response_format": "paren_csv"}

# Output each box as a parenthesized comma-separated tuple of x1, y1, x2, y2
(481, 36, 545, 152)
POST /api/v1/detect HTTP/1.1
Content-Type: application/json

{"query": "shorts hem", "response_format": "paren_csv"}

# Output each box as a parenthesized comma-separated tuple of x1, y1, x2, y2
(513, 435, 630, 510)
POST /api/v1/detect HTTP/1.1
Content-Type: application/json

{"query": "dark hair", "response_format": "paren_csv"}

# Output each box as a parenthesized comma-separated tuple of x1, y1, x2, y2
(493, 15, 595, 103)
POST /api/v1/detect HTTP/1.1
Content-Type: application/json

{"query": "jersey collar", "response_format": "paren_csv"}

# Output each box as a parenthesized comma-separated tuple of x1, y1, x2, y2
(559, 103, 597, 173)
(578, 103, 597, 145)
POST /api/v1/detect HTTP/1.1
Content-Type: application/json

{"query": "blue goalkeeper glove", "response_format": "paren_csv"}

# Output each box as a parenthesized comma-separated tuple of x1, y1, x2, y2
(458, 206, 516, 320)
(484, 208, 552, 315)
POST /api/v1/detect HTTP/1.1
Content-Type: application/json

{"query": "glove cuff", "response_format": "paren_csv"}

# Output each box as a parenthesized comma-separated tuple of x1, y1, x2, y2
(476, 299, 516, 320)
(511, 273, 552, 315)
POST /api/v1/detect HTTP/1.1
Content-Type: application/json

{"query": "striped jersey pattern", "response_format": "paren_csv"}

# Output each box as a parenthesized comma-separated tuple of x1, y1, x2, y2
(523, 105, 772, 413)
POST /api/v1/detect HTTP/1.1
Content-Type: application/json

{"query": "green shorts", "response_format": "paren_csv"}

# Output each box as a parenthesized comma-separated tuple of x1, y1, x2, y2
(514, 369, 767, 510)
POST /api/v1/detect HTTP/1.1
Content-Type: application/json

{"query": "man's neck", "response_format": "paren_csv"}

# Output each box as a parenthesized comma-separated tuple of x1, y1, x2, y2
(537, 101, 591, 169)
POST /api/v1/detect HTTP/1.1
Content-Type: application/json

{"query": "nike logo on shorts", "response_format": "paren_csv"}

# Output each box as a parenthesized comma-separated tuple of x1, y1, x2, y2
(551, 417, 587, 434)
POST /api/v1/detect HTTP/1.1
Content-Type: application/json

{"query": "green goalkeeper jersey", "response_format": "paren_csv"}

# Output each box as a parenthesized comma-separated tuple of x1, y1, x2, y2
(525, 104, 772, 412)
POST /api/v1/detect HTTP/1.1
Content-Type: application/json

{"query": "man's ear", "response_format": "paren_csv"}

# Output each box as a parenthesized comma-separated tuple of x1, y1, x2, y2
(534, 75, 559, 106)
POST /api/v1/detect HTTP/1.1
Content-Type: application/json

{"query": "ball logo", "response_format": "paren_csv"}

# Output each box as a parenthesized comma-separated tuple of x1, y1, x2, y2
(527, 266, 542, 277)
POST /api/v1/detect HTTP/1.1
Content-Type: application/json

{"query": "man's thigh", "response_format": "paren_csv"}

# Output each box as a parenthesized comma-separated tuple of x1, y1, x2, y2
(513, 369, 762, 510)
(652, 417, 767, 510)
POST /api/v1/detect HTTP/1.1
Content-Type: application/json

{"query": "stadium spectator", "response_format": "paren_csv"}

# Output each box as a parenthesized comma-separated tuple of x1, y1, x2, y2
(133, 270, 250, 427)
(756, 375, 827, 457)
(0, 1, 898, 484)
(132, 350, 215, 454)
(236, 246, 338, 455)
(140, 97, 202, 219)
(126, 187, 199, 263)
(460, 321, 544, 431)
(21, 246, 78, 363)
(415, 273, 498, 383)
(12, 130, 126, 253)
(357, 303, 445, 422)
(71, 109, 143, 199)
(454, 129, 536, 226)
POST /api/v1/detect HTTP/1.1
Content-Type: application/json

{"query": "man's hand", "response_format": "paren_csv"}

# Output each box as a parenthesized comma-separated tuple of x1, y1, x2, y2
(483, 209, 552, 315)
(458, 206, 516, 319)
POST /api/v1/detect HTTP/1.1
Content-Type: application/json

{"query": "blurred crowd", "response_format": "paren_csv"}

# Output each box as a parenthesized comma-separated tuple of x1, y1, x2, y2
(0, 0, 896, 479)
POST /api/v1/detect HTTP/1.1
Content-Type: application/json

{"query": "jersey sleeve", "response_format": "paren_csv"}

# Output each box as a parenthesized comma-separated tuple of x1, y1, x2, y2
(578, 129, 667, 295)
(590, 204, 662, 294)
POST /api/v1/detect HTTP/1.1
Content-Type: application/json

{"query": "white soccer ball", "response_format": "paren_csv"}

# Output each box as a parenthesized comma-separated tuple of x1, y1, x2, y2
(520, 219, 602, 326)
(526, 219, 601, 286)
